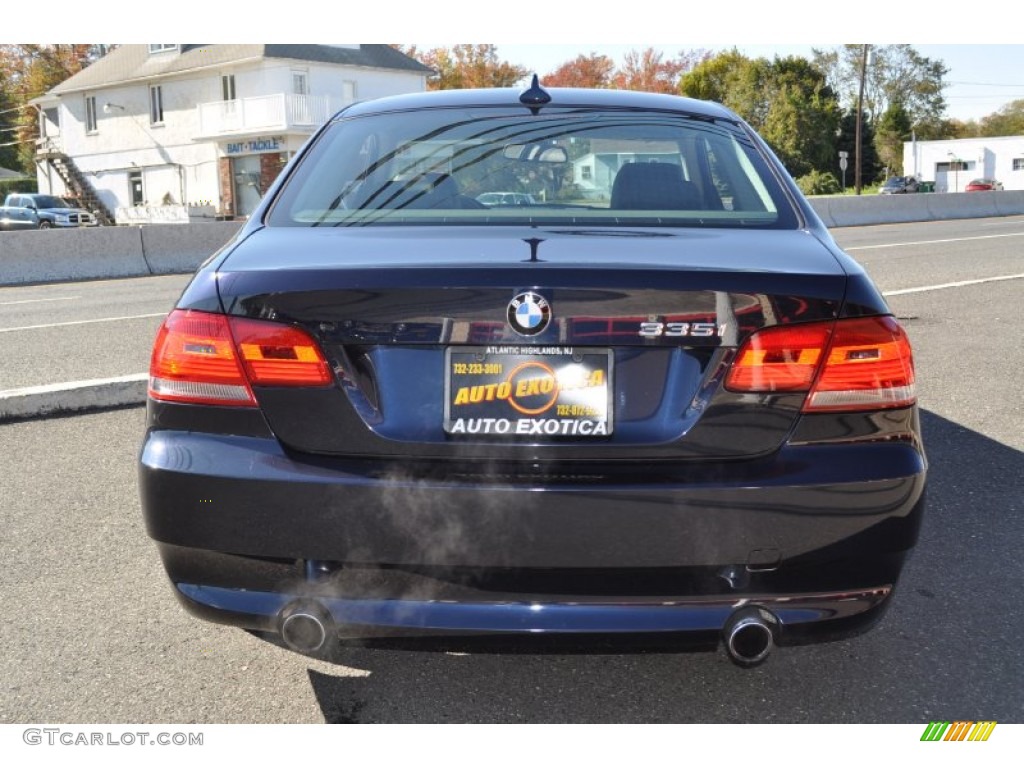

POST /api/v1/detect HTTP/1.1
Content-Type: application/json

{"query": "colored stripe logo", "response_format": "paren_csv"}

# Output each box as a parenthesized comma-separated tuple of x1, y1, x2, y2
(921, 721, 997, 741)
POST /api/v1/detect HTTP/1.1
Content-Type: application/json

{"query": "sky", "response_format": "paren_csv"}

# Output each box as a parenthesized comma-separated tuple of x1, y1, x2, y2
(7, 1, 1022, 123)
(492, 44, 1024, 123)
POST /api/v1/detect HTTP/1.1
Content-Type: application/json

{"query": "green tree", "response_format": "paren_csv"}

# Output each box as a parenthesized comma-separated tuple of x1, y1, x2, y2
(835, 109, 881, 186)
(875, 100, 913, 176)
(812, 45, 947, 133)
(681, 51, 840, 178)
(913, 115, 970, 140)
(759, 57, 842, 177)
(979, 99, 1024, 137)
(796, 169, 841, 196)
(679, 49, 762, 117)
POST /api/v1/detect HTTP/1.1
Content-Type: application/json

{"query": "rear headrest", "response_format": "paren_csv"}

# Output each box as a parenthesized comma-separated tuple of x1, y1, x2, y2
(610, 162, 702, 210)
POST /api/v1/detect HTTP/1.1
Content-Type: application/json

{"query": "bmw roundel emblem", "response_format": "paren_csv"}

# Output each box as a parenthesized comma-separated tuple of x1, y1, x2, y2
(507, 291, 552, 336)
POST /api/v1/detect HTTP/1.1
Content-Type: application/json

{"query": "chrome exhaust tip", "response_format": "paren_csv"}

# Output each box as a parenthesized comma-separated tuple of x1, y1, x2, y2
(279, 601, 333, 655)
(723, 606, 779, 667)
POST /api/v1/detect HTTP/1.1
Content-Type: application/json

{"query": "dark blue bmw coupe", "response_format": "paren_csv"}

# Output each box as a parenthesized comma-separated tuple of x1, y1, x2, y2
(139, 81, 925, 666)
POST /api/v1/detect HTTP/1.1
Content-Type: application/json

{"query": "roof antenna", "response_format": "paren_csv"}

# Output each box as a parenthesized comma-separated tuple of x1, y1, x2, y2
(519, 75, 551, 113)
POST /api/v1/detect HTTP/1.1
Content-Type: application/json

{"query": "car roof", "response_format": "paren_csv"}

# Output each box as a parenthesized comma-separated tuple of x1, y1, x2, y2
(334, 87, 740, 122)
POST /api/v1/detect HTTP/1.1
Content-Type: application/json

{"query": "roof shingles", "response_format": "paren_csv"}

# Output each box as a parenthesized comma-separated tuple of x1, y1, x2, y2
(50, 44, 431, 95)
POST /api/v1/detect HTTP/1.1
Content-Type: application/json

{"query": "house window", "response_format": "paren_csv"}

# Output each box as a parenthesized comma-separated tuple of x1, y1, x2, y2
(222, 74, 236, 102)
(292, 72, 309, 96)
(148, 44, 177, 54)
(342, 80, 356, 104)
(85, 96, 97, 133)
(1013, 158, 1024, 171)
(936, 160, 969, 172)
(580, 165, 592, 181)
(149, 85, 164, 125)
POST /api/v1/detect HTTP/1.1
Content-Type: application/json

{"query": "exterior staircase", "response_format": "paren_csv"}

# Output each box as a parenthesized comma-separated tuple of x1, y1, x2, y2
(36, 144, 116, 225)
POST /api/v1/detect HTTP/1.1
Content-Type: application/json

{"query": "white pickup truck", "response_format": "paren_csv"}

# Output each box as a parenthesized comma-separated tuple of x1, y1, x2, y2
(0, 193, 98, 230)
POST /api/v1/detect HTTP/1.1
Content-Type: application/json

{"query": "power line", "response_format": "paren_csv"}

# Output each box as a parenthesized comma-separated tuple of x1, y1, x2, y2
(0, 103, 35, 117)
(947, 81, 1024, 87)
(945, 94, 1024, 100)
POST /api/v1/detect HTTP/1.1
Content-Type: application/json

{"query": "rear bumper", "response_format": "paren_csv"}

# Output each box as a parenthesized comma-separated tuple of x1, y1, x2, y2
(172, 579, 895, 639)
(140, 425, 924, 641)
(140, 429, 925, 570)
(48, 219, 98, 228)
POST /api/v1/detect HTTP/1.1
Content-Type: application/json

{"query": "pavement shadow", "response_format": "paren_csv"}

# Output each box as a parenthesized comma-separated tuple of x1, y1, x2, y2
(289, 409, 1024, 722)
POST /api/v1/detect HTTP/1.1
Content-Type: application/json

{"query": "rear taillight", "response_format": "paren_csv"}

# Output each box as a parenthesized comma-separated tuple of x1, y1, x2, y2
(725, 323, 830, 392)
(231, 318, 332, 386)
(726, 316, 916, 413)
(149, 310, 255, 406)
(149, 309, 331, 407)
(804, 316, 916, 412)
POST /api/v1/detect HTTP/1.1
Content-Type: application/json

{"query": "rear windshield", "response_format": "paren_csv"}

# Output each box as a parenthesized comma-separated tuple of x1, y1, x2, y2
(268, 107, 799, 229)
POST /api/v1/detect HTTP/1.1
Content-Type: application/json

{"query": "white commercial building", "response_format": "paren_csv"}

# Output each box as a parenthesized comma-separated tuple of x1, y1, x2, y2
(33, 45, 430, 223)
(904, 135, 1024, 192)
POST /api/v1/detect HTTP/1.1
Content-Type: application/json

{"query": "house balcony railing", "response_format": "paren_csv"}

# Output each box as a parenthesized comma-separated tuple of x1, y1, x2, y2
(196, 93, 338, 138)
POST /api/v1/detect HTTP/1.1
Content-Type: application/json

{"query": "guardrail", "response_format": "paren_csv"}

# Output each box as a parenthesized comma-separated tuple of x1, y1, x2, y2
(809, 189, 1024, 228)
(2, 192, 1024, 287)
(0, 222, 240, 286)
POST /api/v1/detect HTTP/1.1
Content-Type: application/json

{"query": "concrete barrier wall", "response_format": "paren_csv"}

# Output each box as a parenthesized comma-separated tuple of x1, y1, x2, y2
(0, 226, 149, 285)
(809, 190, 1024, 228)
(3, 194, 1024, 287)
(1, 222, 240, 286)
(139, 222, 242, 275)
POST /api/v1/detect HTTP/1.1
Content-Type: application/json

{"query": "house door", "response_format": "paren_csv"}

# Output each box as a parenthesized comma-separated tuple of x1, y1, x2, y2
(232, 155, 262, 218)
(129, 170, 144, 206)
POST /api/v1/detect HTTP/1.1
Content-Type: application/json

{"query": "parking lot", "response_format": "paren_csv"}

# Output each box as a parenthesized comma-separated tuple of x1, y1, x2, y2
(1, 216, 1022, 723)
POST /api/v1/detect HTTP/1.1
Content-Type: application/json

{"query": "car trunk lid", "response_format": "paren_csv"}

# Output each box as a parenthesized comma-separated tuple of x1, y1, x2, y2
(213, 226, 847, 461)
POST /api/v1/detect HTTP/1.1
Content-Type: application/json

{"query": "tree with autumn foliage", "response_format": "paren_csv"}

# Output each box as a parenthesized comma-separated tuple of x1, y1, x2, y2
(0, 44, 107, 172)
(542, 53, 615, 88)
(0, 67, 20, 172)
(395, 45, 527, 90)
(611, 48, 709, 93)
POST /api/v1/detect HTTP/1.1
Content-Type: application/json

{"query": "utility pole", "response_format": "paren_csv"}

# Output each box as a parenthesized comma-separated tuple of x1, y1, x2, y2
(854, 44, 869, 195)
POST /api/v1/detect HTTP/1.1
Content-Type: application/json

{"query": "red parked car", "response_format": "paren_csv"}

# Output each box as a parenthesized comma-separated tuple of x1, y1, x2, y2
(965, 178, 1004, 192)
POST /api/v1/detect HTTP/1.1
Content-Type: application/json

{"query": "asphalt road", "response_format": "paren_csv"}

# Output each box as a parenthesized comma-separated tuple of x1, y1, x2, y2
(0, 275, 185, 391)
(1, 217, 1022, 723)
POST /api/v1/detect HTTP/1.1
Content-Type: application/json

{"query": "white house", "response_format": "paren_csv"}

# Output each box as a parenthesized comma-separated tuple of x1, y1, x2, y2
(903, 135, 1024, 192)
(33, 45, 430, 222)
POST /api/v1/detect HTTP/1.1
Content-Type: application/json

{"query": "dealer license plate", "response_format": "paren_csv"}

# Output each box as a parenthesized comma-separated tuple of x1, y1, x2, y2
(444, 346, 613, 437)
